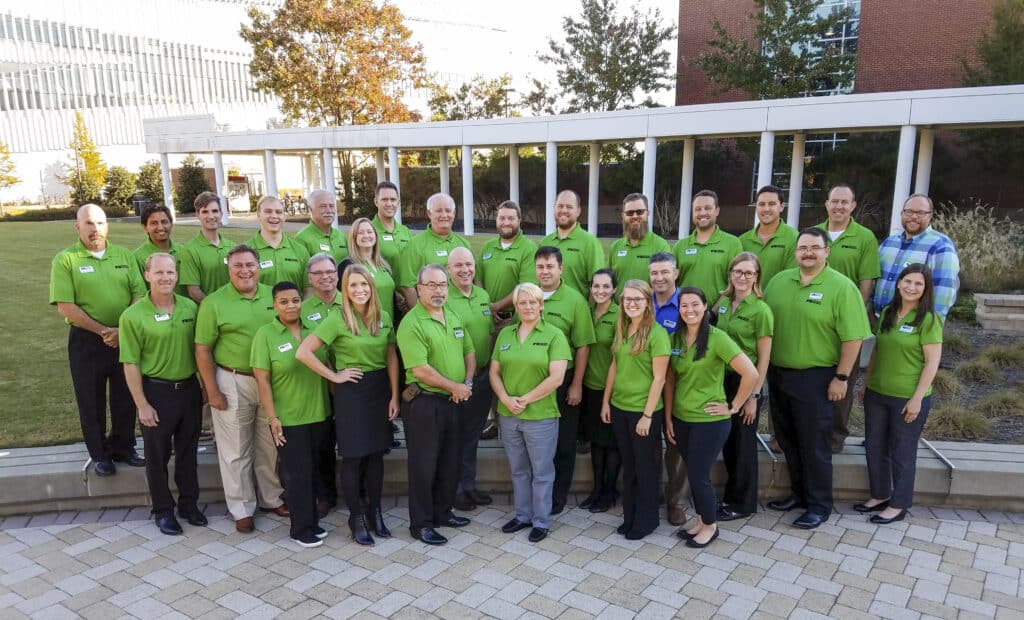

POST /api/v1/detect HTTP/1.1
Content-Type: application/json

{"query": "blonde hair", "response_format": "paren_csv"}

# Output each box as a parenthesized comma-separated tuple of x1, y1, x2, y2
(512, 282, 543, 308)
(347, 217, 391, 273)
(720, 252, 764, 301)
(613, 279, 655, 355)
(340, 263, 383, 337)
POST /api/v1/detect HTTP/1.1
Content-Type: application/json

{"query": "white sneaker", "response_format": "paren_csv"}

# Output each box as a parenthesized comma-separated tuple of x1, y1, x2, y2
(292, 535, 323, 548)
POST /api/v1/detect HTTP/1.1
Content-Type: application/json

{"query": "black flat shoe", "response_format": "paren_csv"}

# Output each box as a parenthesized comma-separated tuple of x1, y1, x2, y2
(528, 527, 548, 543)
(870, 509, 907, 524)
(578, 494, 598, 510)
(685, 527, 719, 548)
(413, 527, 448, 545)
(550, 501, 565, 515)
(443, 513, 470, 528)
(716, 506, 751, 522)
(853, 500, 889, 513)
(675, 528, 695, 540)
(156, 514, 183, 536)
(793, 512, 824, 530)
(177, 507, 208, 527)
(616, 523, 629, 535)
(767, 496, 806, 512)
(349, 515, 374, 546)
(467, 490, 492, 505)
(501, 518, 531, 534)
(94, 459, 116, 477)
(113, 452, 145, 467)
(589, 495, 616, 513)
(369, 507, 392, 539)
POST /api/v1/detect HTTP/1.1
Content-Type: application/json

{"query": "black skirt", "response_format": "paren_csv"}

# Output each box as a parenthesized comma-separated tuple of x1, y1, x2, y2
(333, 368, 392, 458)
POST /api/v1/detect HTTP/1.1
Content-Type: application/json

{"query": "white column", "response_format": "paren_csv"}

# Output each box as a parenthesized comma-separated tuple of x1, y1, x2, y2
(461, 145, 474, 235)
(213, 151, 227, 225)
(159, 152, 174, 219)
(509, 146, 520, 204)
(321, 148, 335, 194)
(375, 149, 386, 184)
(787, 134, 806, 229)
(302, 155, 314, 196)
(263, 149, 278, 197)
(642, 137, 657, 230)
(387, 146, 400, 195)
(588, 142, 600, 234)
(545, 141, 557, 235)
(679, 138, 695, 239)
(914, 128, 934, 195)
(891, 125, 918, 235)
(439, 148, 450, 195)
(755, 131, 775, 225)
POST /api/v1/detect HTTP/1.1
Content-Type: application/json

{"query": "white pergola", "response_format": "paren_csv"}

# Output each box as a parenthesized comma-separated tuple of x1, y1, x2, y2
(143, 85, 1024, 237)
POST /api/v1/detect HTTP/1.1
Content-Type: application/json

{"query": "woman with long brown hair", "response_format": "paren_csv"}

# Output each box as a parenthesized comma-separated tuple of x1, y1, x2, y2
(347, 217, 400, 319)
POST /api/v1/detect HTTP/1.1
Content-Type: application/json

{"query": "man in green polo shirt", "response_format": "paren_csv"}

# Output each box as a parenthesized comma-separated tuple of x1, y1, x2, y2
(673, 189, 743, 302)
(194, 244, 286, 533)
(398, 193, 471, 308)
(293, 189, 348, 264)
(817, 183, 881, 453)
(133, 205, 186, 295)
(739, 185, 798, 287)
(180, 192, 235, 303)
(247, 196, 310, 290)
(763, 227, 870, 530)
(50, 204, 148, 477)
(539, 189, 605, 296)
(120, 253, 206, 536)
(477, 200, 537, 320)
(608, 193, 671, 293)
(371, 181, 412, 272)
(396, 264, 476, 546)
(535, 246, 597, 514)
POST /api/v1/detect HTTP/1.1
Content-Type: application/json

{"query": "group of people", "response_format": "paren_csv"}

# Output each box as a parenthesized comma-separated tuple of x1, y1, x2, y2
(49, 179, 959, 549)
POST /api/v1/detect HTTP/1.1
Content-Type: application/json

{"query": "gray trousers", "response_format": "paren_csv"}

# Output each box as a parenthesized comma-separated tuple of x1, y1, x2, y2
(500, 415, 558, 529)
(864, 389, 932, 509)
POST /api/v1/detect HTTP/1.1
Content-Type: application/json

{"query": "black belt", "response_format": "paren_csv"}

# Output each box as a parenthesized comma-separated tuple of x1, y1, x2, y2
(143, 375, 198, 390)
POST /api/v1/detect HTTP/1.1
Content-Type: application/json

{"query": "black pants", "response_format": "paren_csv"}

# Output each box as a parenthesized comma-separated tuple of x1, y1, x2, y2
(673, 417, 731, 524)
(457, 369, 492, 493)
(721, 372, 760, 514)
(832, 355, 862, 451)
(768, 365, 836, 518)
(552, 373, 581, 506)
(68, 327, 136, 461)
(316, 407, 338, 507)
(340, 452, 384, 515)
(404, 393, 460, 530)
(140, 376, 201, 515)
(864, 389, 932, 509)
(583, 388, 619, 498)
(612, 406, 662, 536)
(280, 420, 327, 540)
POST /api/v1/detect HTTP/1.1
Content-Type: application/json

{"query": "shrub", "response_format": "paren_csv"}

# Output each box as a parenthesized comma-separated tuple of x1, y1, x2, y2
(980, 345, 1024, 368)
(975, 390, 1023, 418)
(933, 202, 1024, 292)
(946, 294, 977, 323)
(943, 332, 971, 355)
(953, 357, 1001, 383)
(931, 369, 963, 396)
(924, 404, 991, 440)
(1, 205, 130, 222)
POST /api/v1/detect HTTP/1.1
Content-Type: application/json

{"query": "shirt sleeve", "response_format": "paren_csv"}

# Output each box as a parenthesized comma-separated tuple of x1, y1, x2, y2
(460, 316, 475, 356)
(194, 298, 218, 346)
(127, 255, 148, 299)
(519, 239, 538, 285)
(835, 280, 872, 342)
(713, 329, 743, 365)
(919, 312, 944, 346)
(48, 253, 75, 304)
(117, 309, 142, 365)
(398, 241, 419, 289)
(249, 328, 271, 371)
(754, 302, 774, 339)
(396, 318, 428, 368)
(587, 235, 606, 279)
(929, 240, 960, 320)
(570, 297, 598, 348)
(178, 246, 201, 286)
(549, 329, 572, 362)
(313, 311, 343, 345)
(857, 233, 882, 282)
(650, 326, 672, 358)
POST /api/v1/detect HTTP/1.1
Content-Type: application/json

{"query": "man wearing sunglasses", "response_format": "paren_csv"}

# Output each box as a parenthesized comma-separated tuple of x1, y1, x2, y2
(608, 193, 670, 294)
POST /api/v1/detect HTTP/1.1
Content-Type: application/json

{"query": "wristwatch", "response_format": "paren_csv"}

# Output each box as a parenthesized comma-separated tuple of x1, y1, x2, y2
(834, 373, 850, 382)
(464, 379, 474, 387)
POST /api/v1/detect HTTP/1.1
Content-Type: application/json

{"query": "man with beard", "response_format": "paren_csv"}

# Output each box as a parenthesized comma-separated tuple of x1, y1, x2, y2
(371, 181, 413, 272)
(477, 200, 537, 321)
(293, 190, 347, 264)
(739, 185, 799, 287)
(398, 193, 471, 309)
(673, 189, 743, 302)
(608, 193, 670, 294)
(180, 192, 235, 304)
(247, 196, 310, 290)
(133, 205, 186, 296)
(539, 189, 605, 296)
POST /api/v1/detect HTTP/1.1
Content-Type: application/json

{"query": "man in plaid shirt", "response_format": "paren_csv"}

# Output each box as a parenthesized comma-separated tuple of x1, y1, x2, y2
(873, 194, 960, 321)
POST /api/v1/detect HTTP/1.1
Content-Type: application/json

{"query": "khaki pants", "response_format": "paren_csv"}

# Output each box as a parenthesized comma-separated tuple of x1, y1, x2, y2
(664, 444, 690, 508)
(212, 368, 284, 520)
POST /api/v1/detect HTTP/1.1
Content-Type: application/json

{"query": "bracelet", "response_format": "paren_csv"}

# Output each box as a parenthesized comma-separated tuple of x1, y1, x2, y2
(642, 414, 652, 419)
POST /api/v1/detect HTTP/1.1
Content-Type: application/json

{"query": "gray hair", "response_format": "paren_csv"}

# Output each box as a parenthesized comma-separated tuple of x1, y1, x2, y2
(417, 263, 448, 284)
(144, 252, 176, 272)
(307, 253, 336, 271)
(426, 193, 456, 213)
(307, 189, 335, 206)
(649, 252, 677, 268)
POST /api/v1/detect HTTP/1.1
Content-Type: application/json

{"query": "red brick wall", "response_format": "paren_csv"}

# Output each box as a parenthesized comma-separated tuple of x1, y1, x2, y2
(676, 0, 758, 105)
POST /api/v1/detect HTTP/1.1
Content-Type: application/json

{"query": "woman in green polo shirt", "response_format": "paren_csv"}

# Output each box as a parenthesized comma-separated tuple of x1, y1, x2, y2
(600, 280, 670, 540)
(296, 264, 400, 546)
(347, 217, 400, 319)
(713, 252, 774, 522)
(580, 269, 621, 513)
(664, 287, 758, 548)
(856, 264, 942, 525)
(490, 283, 572, 543)
(251, 282, 331, 548)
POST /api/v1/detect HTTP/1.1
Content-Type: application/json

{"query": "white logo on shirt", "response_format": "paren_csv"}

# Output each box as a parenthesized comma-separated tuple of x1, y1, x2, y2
(259, 260, 274, 269)
(685, 248, 698, 255)
(308, 312, 322, 321)
(435, 250, 448, 257)
(500, 344, 511, 351)
(482, 253, 493, 260)
(617, 250, 628, 257)
(899, 325, 914, 333)
(453, 328, 464, 338)
(319, 243, 330, 252)
(382, 234, 394, 241)
(153, 313, 170, 322)
(79, 265, 95, 274)
(662, 319, 677, 328)
(808, 292, 824, 301)
(278, 342, 293, 353)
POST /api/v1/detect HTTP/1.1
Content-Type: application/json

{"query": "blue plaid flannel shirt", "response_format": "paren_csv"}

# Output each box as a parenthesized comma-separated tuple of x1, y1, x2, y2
(873, 227, 960, 320)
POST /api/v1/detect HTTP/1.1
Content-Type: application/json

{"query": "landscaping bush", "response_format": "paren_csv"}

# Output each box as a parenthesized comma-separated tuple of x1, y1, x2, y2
(1, 205, 130, 222)
(933, 202, 1024, 292)
(931, 369, 963, 396)
(953, 357, 1001, 383)
(924, 404, 991, 440)
(947, 294, 977, 323)
(980, 344, 1024, 368)
(943, 332, 971, 355)
(976, 390, 1023, 418)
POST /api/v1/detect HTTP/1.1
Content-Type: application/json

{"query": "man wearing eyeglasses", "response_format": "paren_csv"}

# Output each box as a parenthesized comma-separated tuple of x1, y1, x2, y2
(294, 189, 348, 265)
(763, 228, 870, 530)
(398, 193, 471, 309)
(396, 264, 476, 545)
(608, 193, 670, 294)
(673, 189, 743, 302)
(873, 194, 959, 321)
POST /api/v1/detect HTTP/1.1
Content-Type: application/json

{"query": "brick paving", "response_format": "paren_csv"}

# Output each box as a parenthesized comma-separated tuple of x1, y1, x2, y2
(1, 497, 1022, 619)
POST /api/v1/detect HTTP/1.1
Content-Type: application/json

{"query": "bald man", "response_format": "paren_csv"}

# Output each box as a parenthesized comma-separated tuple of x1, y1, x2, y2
(398, 193, 471, 309)
(50, 204, 148, 476)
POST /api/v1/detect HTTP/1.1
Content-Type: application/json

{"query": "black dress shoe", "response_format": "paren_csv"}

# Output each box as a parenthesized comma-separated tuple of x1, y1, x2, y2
(717, 506, 751, 522)
(156, 514, 183, 536)
(578, 494, 598, 510)
(466, 489, 492, 505)
(870, 509, 907, 525)
(453, 492, 476, 512)
(501, 518, 532, 534)
(178, 506, 208, 527)
(443, 513, 470, 528)
(113, 452, 145, 467)
(413, 527, 448, 545)
(589, 495, 616, 513)
(685, 527, 720, 548)
(369, 507, 392, 539)
(94, 459, 116, 477)
(616, 523, 629, 535)
(528, 527, 548, 543)
(767, 496, 806, 512)
(853, 500, 889, 513)
(550, 501, 565, 515)
(349, 515, 375, 546)
(793, 512, 824, 529)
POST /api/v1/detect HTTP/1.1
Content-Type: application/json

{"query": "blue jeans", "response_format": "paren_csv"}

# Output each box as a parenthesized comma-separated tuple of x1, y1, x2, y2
(500, 415, 558, 529)
(864, 389, 932, 509)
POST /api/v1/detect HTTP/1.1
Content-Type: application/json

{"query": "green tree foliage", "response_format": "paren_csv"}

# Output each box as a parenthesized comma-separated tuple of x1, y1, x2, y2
(0, 141, 18, 191)
(175, 155, 211, 214)
(428, 74, 516, 121)
(521, 78, 558, 116)
(62, 112, 107, 206)
(136, 160, 165, 204)
(693, 0, 856, 99)
(540, 0, 675, 112)
(103, 166, 138, 209)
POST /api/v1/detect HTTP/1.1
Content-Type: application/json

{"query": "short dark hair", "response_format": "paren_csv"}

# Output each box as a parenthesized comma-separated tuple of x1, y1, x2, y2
(535, 245, 563, 266)
(226, 244, 259, 263)
(649, 251, 677, 268)
(375, 181, 398, 198)
(798, 226, 830, 247)
(693, 189, 719, 206)
(622, 193, 648, 209)
(141, 205, 172, 226)
(194, 191, 221, 212)
(272, 281, 300, 297)
(592, 267, 617, 290)
(755, 185, 784, 203)
(829, 182, 856, 198)
(497, 200, 521, 218)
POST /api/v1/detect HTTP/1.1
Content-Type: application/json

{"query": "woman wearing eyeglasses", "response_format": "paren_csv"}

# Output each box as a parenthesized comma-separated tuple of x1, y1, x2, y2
(712, 253, 773, 522)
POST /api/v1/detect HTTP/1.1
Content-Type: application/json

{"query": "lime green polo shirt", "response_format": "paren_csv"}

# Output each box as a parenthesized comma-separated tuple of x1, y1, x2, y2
(608, 232, 671, 293)
(539, 224, 606, 296)
(492, 320, 572, 420)
(362, 261, 397, 319)
(867, 308, 943, 399)
(739, 223, 798, 286)
(541, 284, 597, 370)
(179, 232, 235, 295)
(583, 303, 620, 390)
(478, 233, 538, 303)
(250, 320, 329, 427)
(396, 303, 474, 395)
(397, 226, 471, 288)
(246, 233, 311, 289)
(670, 327, 743, 422)
(610, 323, 671, 412)
(673, 226, 743, 302)
(447, 285, 494, 370)
(133, 238, 187, 295)
(118, 294, 199, 380)
(194, 283, 276, 372)
(371, 215, 413, 273)
(301, 292, 343, 328)
(816, 218, 881, 284)
(293, 222, 348, 264)
(713, 295, 774, 366)
(50, 240, 147, 327)
(764, 267, 872, 369)
(314, 310, 395, 372)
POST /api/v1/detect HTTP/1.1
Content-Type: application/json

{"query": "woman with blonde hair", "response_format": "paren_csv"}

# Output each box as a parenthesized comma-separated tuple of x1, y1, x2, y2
(347, 217, 400, 318)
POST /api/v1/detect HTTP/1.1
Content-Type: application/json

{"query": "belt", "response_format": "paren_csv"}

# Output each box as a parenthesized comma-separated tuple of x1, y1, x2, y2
(217, 365, 254, 377)
(144, 375, 198, 390)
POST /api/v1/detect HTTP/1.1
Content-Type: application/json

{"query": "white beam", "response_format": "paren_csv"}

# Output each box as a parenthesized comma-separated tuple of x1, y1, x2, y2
(891, 125, 918, 235)
(755, 131, 775, 225)
(439, 148, 450, 195)
(679, 138, 695, 239)
(588, 142, 600, 234)
(545, 141, 557, 235)
(263, 149, 278, 197)
(787, 134, 805, 229)
(321, 148, 336, 195)
(642, 137, 657, 231)
(375, 149, 386, 184)
(462, 145, 474, 235)
(159, 153, 174, 219)
(509, 146, 520, 204)
(213, 151, 227, 225)
(387, 146, 400, 195)
(915, 128, 934, 195)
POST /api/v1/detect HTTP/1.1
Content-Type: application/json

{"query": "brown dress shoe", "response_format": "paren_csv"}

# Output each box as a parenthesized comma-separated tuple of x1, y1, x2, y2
(668, 506, 687, 526)
(269, 504, 290, 517)
(235, 517, 255, 533)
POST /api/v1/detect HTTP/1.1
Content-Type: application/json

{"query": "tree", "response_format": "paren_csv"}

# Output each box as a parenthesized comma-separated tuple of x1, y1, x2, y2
(175, 155, 211, 214)
(61, 112, 107, 206)
(540, 0, 675, 112)
(102, 167, 138, 209)
(0, 141, 17, 191)
(521, 78, 558, 116)
(137, 160, 164, 204)
(428, 74, 516, 121)
(693, 0, 857, 100)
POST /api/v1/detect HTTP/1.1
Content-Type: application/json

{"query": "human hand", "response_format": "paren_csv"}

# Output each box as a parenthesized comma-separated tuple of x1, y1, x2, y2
(635, 415, 652, 436)
(207, 389, 227, 411)
(704, 402, 733, 416)
(334, 368, 364, 384)
(101, 327, 119, 348)
(451, 383, 472, 403)
(566, 384, 582, 406)
(600, 404, 611, 424)
(138, 403, 159, 427)
(664, 415, 676, 445)
(388, 398, 400, 421)
(269, 417, 286, 447)
(902, 397, 922, 423)
(828, 378, 848, 402)
(741, 398, 757, 425)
